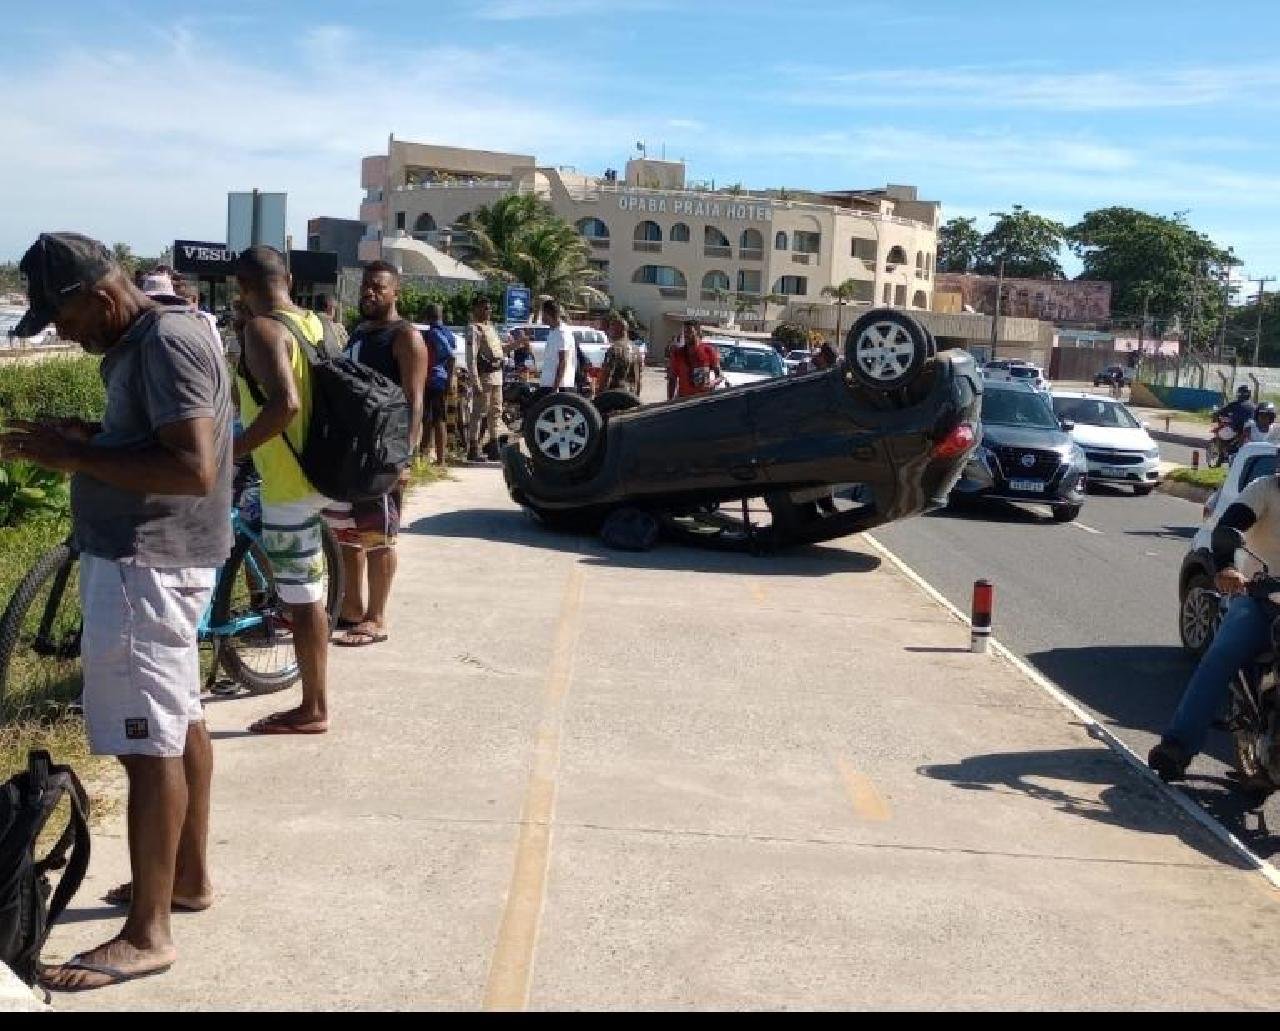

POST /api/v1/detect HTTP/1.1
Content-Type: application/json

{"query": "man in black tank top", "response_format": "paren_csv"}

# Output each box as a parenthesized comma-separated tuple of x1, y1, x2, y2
(323, 260, 428, 647)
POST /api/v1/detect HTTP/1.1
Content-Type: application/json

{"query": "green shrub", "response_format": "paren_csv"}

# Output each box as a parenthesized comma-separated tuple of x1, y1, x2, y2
(0, 355, 105, 422)
(771, 322, 808, 350)
(0, 461, 70, 527)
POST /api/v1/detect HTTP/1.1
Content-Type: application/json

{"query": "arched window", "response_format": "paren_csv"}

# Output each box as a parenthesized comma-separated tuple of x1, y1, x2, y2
(775, 231, 788, 251)
(576, 217, 610, 239)
(632, 265, 687, 290)
(740, 228, 763, 255)
(886, 245, 908, 267)
(635, 220, 662, 242)
(670, 222, 690, 242)
(413, 212, 437, 235)
(704, 226, 731, 256)
(701, 270, 730, 300)
(912, 290, 928, 309)
(737, 270, 762, 294)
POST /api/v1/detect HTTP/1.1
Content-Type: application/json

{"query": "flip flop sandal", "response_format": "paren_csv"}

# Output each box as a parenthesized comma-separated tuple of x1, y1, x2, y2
(333, 628, 389, 647)
(103, 884, 211, 912)
(42, 954, 173, 993)
(248, 715, 328, 735)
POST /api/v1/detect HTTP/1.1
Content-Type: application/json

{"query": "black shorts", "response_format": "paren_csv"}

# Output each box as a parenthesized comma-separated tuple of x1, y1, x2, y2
(425, 390, 447, 424)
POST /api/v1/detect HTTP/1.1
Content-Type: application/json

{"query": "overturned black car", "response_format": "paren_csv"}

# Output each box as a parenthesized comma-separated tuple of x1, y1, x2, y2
(502, 309, 982, 549)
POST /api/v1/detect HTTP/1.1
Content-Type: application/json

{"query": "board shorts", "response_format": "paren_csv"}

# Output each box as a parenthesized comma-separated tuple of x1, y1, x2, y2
(261, 493, 330, 605)
(324, 489, 402, 551)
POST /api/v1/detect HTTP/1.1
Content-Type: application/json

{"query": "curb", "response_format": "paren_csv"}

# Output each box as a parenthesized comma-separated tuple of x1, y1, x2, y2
(1156, 478, 1212, 506)
(862, 531, 1280, 892)
(1149, 428, 1204, 449)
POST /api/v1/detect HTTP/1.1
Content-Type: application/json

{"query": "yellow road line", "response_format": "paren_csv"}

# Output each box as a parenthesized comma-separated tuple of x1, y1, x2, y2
(837, 757, 892, 823)
(483, 567, 586, 1011)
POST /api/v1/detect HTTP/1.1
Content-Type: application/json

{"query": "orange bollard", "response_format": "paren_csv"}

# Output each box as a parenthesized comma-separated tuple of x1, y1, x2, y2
(971, 580, 993, 654)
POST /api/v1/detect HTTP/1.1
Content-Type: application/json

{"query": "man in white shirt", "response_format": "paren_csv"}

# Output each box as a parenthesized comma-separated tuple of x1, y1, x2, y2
(539, 298, 577, 391)
(1245, 402, 1280, 445)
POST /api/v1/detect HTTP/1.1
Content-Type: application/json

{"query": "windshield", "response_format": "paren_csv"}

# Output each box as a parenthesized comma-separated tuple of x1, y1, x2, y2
(1051, 396, 1140, 429)
(716, 345, 784, 377)
(982, 388, 1060, 429)
(1009, 366, 1039, 379)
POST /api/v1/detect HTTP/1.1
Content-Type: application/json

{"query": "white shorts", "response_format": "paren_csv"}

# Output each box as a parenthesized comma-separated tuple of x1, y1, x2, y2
(260, 494, 330, 606)
(80, 556, 216, 758)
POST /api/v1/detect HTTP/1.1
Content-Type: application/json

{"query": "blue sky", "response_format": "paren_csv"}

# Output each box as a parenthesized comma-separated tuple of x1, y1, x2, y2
(3, 0, 1279, 299)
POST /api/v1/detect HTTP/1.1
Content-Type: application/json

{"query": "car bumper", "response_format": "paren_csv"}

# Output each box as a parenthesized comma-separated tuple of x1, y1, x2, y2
(952, 454, 1085, 506)
(1084, 456, 1160, 485)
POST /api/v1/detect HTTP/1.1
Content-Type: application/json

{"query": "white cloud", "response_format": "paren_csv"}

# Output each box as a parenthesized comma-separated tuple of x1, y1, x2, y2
(474, 0, 667, 19)
(783, 63, 1280, 111)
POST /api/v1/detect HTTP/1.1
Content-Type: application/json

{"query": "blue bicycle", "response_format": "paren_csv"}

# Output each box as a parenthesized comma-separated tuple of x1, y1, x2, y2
(0, 496, 345, 719)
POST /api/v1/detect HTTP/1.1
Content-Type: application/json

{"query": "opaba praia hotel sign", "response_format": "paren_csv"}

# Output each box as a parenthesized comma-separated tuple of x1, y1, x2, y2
(617, 191, 772, 222)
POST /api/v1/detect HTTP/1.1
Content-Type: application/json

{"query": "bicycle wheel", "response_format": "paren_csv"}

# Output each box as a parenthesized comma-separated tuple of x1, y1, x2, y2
(0, 542, 81, 720)
(212, 521, 344, 695)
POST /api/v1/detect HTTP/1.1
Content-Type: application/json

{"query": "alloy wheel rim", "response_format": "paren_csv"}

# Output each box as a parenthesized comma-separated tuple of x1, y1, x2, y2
(1182, 587, 1215, 648)
(533, 404, 589, 462)
(854, 322, 915, 381)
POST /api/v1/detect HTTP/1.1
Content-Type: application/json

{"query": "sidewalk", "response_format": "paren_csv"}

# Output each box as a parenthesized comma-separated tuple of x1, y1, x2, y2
(47, 467, 1280, 1010)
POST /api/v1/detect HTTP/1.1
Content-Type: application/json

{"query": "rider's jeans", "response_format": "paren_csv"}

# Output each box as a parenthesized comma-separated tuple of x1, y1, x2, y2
(1167, 594, 1272, 755)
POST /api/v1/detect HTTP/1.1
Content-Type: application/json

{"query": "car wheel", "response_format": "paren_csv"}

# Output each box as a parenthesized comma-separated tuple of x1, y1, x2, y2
(844, 309, 933, 391)
(523, 392, 604, 476)
(1051, 503, 1081, 523)
(593, 389, 642, 420)
(1134, 484, 1155, 496)
(1180, 573, 1220, 657)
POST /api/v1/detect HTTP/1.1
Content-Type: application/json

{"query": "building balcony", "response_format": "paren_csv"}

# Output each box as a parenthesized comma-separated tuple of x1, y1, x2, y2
(658, 287, 688, 299)
(739, 248, 763, 261)
(634, 240, 662, 253)
(357, 239, 383, 262)
(587, 237, 610, 249)
(704, 245, 732, 259)
(700, 289, 729, 302)
(792, 252, 816, 265)
(359, 200, 384, 224)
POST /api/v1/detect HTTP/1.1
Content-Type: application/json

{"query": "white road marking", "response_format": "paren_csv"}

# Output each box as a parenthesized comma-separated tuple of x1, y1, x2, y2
(862, 531, 1280, 892)
(1071, 522, 1104, 535)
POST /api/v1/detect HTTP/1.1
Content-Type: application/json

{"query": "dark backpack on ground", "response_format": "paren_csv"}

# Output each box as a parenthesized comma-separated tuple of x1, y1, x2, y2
(0, 751, 90, 986)
(244, 314, 413, 503)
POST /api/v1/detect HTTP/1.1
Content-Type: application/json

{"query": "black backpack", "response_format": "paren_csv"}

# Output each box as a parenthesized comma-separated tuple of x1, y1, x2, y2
(245, 314, 413, 503)
(0, 751, 90, 986)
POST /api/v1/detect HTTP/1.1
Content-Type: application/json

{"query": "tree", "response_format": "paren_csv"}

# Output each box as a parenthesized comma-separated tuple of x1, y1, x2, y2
(111, 242, 139, 276)
(976, 206, 1067, 278)
(1067, 207, 1237, 346)
(821, 279, 865, 347)
(937, 217, 982, 273)
(771, 322, 808, 350)
(456, 194, 605, 307)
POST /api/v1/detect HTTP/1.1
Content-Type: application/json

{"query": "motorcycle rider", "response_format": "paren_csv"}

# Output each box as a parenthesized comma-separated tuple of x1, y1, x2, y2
(1216, 385, 1256, 435)
(1245, 401, 1280, 445)
(1149, 474, 1280, 781)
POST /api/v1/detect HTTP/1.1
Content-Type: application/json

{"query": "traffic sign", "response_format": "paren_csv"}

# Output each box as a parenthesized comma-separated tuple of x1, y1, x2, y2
(504, 285, 532, 323)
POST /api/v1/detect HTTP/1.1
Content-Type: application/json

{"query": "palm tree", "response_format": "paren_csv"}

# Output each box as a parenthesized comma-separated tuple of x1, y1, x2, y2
(456, 194, 606, 307)
(821, 279, 864, 348)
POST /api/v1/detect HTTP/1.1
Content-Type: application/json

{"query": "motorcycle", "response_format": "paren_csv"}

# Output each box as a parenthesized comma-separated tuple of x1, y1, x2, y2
(1214, 527, 1280, 794)
(1206, 416, 1243, 468)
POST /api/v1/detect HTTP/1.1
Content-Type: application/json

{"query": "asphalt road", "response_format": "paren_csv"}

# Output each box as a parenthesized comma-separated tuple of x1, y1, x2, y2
(875, 446, 1280, 858)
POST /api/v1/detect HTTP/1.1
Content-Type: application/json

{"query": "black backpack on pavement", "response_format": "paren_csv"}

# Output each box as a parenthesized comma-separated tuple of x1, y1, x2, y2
(0, 751, 90, 986)
(245, 313, 413, 503)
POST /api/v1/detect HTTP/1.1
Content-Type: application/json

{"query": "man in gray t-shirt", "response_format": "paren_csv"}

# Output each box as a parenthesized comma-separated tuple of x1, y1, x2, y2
(1, 233, 232, 993)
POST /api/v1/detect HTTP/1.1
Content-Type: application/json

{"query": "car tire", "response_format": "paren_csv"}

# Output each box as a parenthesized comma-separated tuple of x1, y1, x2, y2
(1051, 503, 1081, 523)
(844, 309, 933, 391)
(1179, 572, 1220, 657)
(593, 389, 642, 420)
(523, 391, 604, 477)
(1134, 484, 1155, 496)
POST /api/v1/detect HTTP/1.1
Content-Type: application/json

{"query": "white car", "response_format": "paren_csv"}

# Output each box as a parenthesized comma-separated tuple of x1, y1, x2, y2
(1050, 391, 1161, 495)
(1177, 440, 1278, 655)
(784, 349, 815, 375)
(706, 338, 786, 388)
(985, 362, 1049, 392)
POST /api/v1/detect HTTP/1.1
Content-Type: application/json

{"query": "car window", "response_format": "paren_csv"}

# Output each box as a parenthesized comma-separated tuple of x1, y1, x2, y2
(1241, 454, 1278, 491)
(982, 388, 1060, 429)
(1051, 396, 1140, 429)
(716, 345, 784, 377)
(1009, 367, 1038, 379)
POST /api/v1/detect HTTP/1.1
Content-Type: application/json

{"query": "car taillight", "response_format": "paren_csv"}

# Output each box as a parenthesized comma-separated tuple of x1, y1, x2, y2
(933, 422, 976, 460)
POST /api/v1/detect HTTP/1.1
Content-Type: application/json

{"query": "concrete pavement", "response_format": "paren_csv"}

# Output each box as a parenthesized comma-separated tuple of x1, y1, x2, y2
(46, 466, 1280, 1010)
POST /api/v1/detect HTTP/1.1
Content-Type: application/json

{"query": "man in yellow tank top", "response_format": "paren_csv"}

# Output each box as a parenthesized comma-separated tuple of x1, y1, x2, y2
(232, 246, 332, 735)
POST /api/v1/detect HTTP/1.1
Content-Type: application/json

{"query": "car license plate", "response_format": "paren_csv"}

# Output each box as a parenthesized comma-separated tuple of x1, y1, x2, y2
(1102, 466, 1129, 478)
(1009, 478, 1045, 493)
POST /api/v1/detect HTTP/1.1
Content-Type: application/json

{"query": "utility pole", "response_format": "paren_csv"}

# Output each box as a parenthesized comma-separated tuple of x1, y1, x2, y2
(1248, 274, 1276, 366)
(989, 257, 1005, 355)
(1218, 271, 1232, 362)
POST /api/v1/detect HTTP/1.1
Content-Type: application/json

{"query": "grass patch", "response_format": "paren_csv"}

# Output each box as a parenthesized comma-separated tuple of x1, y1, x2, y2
(1167, 465, 1227, 490)
(0, 354, 104, 422)
(408, 454, 454, 489)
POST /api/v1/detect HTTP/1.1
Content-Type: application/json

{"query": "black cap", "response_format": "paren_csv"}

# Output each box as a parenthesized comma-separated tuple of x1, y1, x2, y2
(14, 232, 116, 337)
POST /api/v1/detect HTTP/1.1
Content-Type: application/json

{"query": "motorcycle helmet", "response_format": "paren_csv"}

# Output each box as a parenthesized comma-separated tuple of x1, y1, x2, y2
(1257, 401, 1276, 423)
(1238, 385, 1253, 400)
